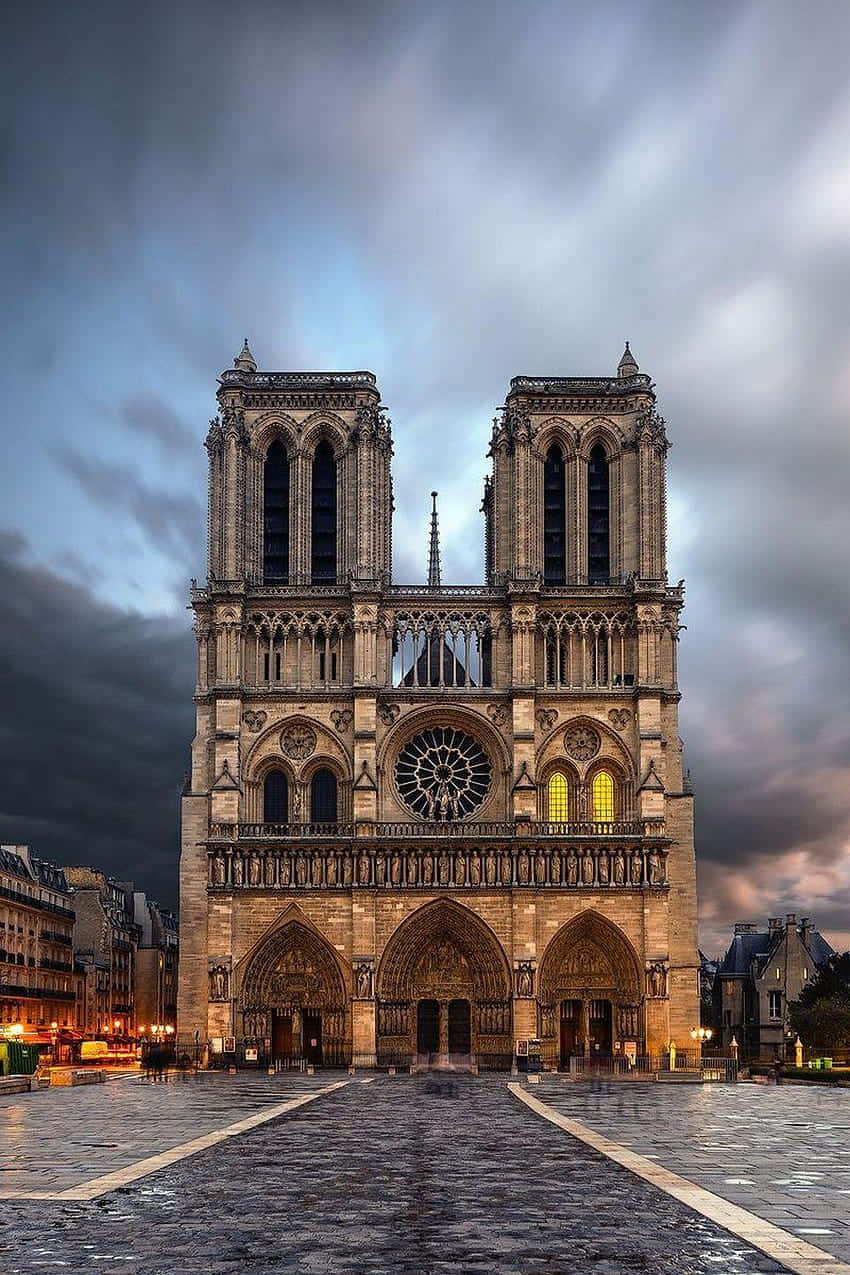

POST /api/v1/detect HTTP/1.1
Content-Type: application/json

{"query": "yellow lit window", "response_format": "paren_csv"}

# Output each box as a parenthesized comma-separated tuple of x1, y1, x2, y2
(592, 771, 614, 821)
(548, 772, 569, 822)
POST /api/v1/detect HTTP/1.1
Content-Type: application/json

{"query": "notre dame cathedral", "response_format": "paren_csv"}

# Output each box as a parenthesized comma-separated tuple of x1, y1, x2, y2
(177, 340, 699, 1067)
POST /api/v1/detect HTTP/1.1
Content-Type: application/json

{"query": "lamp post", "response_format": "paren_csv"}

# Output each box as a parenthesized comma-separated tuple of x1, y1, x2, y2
(50, 1021, 59, 1066)
(690, 1026, 713, 1061)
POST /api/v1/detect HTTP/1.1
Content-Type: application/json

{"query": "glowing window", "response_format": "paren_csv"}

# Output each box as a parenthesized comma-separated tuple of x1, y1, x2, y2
(547, 772, 569, 822)
(591, 771, 614, 821)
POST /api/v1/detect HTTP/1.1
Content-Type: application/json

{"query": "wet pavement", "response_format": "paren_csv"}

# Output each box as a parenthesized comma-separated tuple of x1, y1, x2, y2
(0, 1071, 799, 1274)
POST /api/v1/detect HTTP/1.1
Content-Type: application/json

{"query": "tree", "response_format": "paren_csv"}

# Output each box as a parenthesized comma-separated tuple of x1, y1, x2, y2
(789, 953, 850, 1052)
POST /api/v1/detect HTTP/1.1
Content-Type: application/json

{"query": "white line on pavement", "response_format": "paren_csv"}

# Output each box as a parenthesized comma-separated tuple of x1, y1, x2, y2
(508, 1083, 850, 1275)
(0, 1081, 349, 1202)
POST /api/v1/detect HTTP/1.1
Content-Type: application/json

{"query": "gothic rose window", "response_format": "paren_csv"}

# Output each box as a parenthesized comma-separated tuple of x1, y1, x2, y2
(395, 727, 491, 820)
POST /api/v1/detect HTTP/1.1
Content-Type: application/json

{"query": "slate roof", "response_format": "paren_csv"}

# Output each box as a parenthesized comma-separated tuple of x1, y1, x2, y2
(718, 924, 834, 977)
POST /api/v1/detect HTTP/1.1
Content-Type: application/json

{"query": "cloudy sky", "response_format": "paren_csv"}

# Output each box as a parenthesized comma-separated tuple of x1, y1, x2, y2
(3, 0, 849, 952)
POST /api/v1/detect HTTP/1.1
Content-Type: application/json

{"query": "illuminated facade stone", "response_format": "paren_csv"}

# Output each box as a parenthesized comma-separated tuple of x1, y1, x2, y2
(177, 341, 699, 1065)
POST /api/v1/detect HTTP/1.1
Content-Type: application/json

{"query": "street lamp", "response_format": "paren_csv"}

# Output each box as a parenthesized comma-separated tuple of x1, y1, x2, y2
(50, 1021, 59, 1065)
(690, 1026, 713, 1050)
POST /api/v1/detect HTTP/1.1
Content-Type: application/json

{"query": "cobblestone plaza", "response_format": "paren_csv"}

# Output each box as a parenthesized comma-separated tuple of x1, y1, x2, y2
(3, 1074, 849, 1274)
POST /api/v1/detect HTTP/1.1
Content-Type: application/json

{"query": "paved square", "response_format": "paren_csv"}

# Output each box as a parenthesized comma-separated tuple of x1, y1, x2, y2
(536, 1076, 850, 1266)
(0, 1073, 802, 1274)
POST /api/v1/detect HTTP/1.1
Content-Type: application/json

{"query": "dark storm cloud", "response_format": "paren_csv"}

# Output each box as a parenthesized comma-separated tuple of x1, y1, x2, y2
(2, 0, 850, 943)
(0, 535, 194, 905)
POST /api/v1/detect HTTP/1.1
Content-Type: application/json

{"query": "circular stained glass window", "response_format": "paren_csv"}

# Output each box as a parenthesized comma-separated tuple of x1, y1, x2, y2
(395, 726, 491, 820)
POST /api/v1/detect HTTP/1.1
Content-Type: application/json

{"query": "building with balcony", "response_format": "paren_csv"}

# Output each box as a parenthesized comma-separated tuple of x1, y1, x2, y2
(0, 845, 83, 1043)
(66, 868, 139, 1037)
(714, 913, 833, 1061)
(177, 341, 699, 1065)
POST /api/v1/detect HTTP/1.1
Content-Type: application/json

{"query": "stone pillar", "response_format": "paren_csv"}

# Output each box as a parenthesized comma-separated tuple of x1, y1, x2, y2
(352, 999, 376, 1063)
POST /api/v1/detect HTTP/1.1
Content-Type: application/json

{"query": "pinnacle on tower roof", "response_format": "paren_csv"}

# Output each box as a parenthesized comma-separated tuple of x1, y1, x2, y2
(617, 341, 639, 378)
(427, 490, 442, 588)
(234, 338, 257, 373)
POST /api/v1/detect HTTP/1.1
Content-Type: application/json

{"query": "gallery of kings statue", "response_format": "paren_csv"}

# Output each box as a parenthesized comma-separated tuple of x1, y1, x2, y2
(176, 340, 699, 1068)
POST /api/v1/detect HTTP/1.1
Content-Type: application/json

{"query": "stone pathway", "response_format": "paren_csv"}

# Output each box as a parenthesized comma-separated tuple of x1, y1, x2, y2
(536, 1075, 850, 1267)
(0, 1072, 797, 1274)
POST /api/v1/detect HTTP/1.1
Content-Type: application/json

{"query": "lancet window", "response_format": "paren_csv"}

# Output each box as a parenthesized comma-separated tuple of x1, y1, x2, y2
(592, 771, 615, 821)
(547, 771, 569, 822)
(540, 612, 633, 689)
(311, 769, 338, 822)
(263, 440, 289, 583)
(392, 612, 493, 688)
(311, 441, 337, 583)
(588, 443, 610, 583)
(263, 770, 289, 823)
(543, 444, 567, 585)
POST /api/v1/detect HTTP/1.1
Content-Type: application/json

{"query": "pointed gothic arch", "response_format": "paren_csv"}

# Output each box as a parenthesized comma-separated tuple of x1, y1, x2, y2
(539, 909, 642, 1017)
(376, 900, 512, 1061)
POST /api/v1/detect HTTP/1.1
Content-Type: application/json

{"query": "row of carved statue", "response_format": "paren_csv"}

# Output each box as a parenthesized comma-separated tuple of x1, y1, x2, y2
(208, 844, 668, 890)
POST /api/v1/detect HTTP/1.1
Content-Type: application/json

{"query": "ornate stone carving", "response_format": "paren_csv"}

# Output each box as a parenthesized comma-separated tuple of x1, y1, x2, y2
(209, 962, 230, 1001)
(242, 709, 268, 733)
(355, 962, 374, 998)
(646, 962, 668, 998)
(330, 709, 353, 732)
(536, 708, 558, 732)
(608, 709, 631, 731)
(486, 703, 509, 727)
(515, 962, 534, 998)
(564, 725, 601, 761)
(378, 703, 400, 726)
(280, 723, 317, 760)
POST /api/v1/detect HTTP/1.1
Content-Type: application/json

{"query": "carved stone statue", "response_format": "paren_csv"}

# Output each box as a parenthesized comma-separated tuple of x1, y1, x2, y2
(210, 964, 228, 1001)
(326, 854, 337, 887)
(295, 852, 308, 886)
(390, 851, 401, 885)
(455, 852, 466, 886)
(211, 855, 225, 886)
(550, 852, 561, 884)
(279, 855, 291, 886)
(648, 963, 666, 997)
(648, 850, 663, 886)
(356, 963, 373, 998)
(613, 851, 626, 886)
(598, 853, 609, 885)
(500, 852, 512, 885)
(438, 852, 450, 885)
(264, 855, 276, 886)
(422, 852, 434, 885)
(485, 850, 497, 885)
(358, 852, 370, 885)
(581, 850, 595, 885)
(631, 853, 643, 885)
(566, 850, 578, 886)
(535, 850, 547, 884)
(342, 855, 353, 886)
(232, 855, 244, 886)
(469, 851, 481, 886)
(248, 852, 261, 887)
(313, 855, 325, 887)
(518, 851, 530, 885)
(516, 964, 533, 997)
(374, 854, 385, 886)
(406, 850, 418, 885)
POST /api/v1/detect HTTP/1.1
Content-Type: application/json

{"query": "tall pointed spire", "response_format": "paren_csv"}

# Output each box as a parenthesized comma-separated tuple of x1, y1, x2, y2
(427, 490, 441, 588)
(234, 337, 257, 373)
(617, 340, 638, 378)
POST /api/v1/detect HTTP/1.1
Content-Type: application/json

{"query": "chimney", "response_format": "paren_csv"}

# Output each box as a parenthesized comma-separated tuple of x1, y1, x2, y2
(734, 922, 757, 934)
(768, 918, 782, 934)
(785, 913, 797, 929)
(801, 917, 813, 942)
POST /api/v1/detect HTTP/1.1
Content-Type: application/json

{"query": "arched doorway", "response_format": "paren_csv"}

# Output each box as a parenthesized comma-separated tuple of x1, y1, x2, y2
(377, 900, 512, 1067)
(539, 910, 643, 1067)
(238, 915, 348, 1065)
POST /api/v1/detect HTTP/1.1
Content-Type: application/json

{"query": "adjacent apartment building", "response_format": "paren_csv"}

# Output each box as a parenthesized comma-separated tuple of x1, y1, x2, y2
(0, 845, 83, 1041)
(714, 913, 833, 1060)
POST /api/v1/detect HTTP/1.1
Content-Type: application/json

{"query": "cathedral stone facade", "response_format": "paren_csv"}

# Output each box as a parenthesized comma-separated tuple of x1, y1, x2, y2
(177, 340, 699, 1066)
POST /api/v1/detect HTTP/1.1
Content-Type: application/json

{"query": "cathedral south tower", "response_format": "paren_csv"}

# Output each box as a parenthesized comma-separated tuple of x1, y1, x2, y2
(177, 341, 699, 1066)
